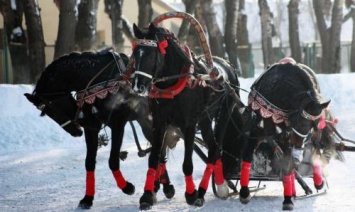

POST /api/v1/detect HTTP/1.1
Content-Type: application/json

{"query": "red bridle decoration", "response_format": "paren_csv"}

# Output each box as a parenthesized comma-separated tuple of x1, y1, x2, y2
(158, 39, 168, 55)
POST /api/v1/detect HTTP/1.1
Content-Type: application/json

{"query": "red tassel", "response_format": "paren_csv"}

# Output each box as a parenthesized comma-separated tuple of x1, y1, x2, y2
(199, 163, 214, 190)
(112, 170, 127, 189)
(317, 115, 326, 130)
(185, 175, 195, 194)
(214, 158, 225, 185)
(283, 174, 293, 196)
(313, 165, 323, 186)
(240, 161, 251, 187)
(158, 40, 168, 55)
(132, 42, 137, 51)
(144, 168, 156, 192)
(86, 171, 95, 196)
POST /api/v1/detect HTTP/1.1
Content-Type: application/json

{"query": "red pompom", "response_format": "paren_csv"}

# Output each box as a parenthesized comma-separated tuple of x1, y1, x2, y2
(158, 40, 168, 55)
(317, 115, 326, 130)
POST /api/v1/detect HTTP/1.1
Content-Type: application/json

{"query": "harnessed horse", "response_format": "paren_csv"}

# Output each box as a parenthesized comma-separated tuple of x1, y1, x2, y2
(129, 23, 243, 209)
(24, 48, 173, 209)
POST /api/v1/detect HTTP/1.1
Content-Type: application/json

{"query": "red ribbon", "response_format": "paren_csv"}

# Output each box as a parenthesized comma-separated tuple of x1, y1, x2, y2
(158, 40, 168, 55)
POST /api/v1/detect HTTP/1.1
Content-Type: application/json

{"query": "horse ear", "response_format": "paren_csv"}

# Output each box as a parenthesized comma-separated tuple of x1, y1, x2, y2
(24, 93, 40, 106)
(321, 100, 331, 109)
(133, 23, 145, 39)
(148, 22, 156, 32)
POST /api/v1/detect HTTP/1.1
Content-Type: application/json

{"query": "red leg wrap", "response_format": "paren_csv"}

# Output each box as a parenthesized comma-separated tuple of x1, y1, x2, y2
(160, 163, 167, 184)
(185, 175, 195, 194)
(240, 161, 251, 187)
(291, 170, 296, 196)
(199, 163, 215, 190)
(283, 174, 293, 196)
(313, 165, 323, 186)
(144, 168, 156, 192)
(214, 158, 225, 185)
(155, 164, 162, 181)
(112, 170, 127, 189)
(86, 171, 95, 196)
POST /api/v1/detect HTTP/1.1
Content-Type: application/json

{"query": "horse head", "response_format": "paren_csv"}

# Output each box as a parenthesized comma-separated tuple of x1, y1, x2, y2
(132, 23, 192, 96)
(25, 91, 83, 137)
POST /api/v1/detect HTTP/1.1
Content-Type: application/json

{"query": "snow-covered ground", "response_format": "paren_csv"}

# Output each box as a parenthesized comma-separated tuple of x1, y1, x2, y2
(1, 73, 355, 211)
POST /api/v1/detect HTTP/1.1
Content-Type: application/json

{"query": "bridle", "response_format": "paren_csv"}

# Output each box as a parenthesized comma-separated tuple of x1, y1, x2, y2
(35, 92, 79, 129)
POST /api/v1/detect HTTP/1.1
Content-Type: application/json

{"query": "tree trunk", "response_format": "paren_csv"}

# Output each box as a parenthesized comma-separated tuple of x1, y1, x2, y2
(237, 0, 253, 77)
(259, 0, 275, 68)
(224, 0, 240, 73)
(54, 0, 78, 59)
(313, 0, 343, 73)
(0, 0, 30, 84)
(178, 0, 199, 42)
(75, 0, 99, 51)
(344, 7, 355, 72)
(288, 0, 302, 62)
(200, 0, 225, 57)
(137, 0, 152, 28)
(21, 0, 45, 83)
(104, 0, 124, 51)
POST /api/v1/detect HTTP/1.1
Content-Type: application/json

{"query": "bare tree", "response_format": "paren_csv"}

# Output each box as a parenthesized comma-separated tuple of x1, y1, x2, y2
(0, 0, 30, 84)
(75, 0, 99, 51)
(137, 0, 152, 28)
(53, 0, 78, 59)
(344, 0, 355, 72)
(259, 0, 275, 67)
(224, 0, 240, 72)
(200, 0, 225, 57)
(288, 0, 302, 62)
(237, 0, 253, 77)
(104, 0, 124, 51)
(313, 0, 344, 73)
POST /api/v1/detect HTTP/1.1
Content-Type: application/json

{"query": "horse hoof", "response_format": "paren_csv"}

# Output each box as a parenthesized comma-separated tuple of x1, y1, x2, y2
(195, 197, 205, 207)
(163, 184, 175, 199)
(239, 186, 251, 204)
(282, 196, 294, 211)
(315, 181, 324, 190)
(185, 190, 198, 205)
(139, 191, 157, 210)
(216, 181, 229, 200)
(122, 182, 135, 195)
(78, 195, 94, 209)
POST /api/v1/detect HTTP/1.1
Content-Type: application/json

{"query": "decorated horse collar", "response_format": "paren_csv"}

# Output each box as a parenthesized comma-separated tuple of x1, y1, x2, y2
(76, 79, 128, 107)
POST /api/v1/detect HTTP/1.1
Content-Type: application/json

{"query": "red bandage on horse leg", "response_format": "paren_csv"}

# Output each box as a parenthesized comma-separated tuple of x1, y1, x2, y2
(144, 168, 156, 192)
(240, 161, 251, 187)
(86, 171, 95, 196)
(283, 174, 293, 196)
(199, 163, 215, 190)
(112, 170, 127, 189)
(313, 165, 323, 186)
(291, 170, 296, 196)
(214, 158, 225, 185)
(185, 175, 195, 194)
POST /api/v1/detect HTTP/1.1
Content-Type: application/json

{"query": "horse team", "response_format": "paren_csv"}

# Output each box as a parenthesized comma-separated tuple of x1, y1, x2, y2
(26, 14, 333, 211)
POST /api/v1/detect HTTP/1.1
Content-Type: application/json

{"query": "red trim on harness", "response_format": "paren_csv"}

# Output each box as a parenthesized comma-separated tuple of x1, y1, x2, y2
(86, 171, 95, 196)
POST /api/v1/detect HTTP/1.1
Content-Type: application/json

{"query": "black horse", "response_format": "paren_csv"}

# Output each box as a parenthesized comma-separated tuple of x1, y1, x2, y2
(236, 61, 330, 210)
(24, 48, 173, 209)
(130, 23, 243, 209)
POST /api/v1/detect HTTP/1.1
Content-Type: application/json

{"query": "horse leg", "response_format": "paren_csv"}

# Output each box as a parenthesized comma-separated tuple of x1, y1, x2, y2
(182, 126, 198, 205)
(109, 121, 135, 195)
(239, 128, 259, 204)
(311, 148, 324, 190)
(78, 129, 99, 209)
(280, 146, 295, 211)
(154, 160, 175, 199)
(139, 127, 164, 210)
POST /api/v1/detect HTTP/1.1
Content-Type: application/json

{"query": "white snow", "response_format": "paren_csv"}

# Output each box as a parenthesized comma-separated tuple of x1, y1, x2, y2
(1, 73, 355, 211)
